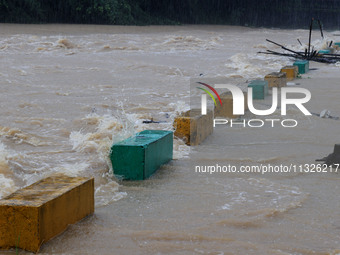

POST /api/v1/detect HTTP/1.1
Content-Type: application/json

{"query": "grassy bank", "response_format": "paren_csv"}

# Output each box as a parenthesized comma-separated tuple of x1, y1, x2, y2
(1, 0, 340, 29)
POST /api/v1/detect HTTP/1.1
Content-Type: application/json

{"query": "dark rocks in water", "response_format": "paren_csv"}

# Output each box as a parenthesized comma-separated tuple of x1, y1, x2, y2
(316, 144, 340, 166)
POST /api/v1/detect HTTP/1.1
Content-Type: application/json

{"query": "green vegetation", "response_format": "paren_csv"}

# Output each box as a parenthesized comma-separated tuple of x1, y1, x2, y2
(1, 0, 340, 28)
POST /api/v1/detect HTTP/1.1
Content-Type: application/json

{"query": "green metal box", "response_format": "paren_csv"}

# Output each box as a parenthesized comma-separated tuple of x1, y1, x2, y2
(318, 49, 330, 54)
(334, 42, 340, 47)
(248, 80, 268, 100)
(110, 130, 173, 180)
(293, 60, 309, 74)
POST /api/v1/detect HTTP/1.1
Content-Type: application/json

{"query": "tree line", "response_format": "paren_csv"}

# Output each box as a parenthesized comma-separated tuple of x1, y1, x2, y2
(1, 0, 340, 29)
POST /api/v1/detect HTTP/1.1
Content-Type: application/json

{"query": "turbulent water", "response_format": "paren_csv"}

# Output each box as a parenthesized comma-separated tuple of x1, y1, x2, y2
(0, 24, 340, 254)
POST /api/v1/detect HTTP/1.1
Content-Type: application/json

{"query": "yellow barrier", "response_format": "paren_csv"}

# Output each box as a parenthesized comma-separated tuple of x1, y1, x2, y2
(0, 174, 94, 252)
(214, 91, 248, 118)
(265, 72, 287, 88)
(174, 109, 213, 146)
(280, 66, 298, 81)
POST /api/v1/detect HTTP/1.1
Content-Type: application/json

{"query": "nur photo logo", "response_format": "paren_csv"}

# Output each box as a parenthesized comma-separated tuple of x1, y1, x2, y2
(195, 81, 312, 128)
(196, 82, 223, 115)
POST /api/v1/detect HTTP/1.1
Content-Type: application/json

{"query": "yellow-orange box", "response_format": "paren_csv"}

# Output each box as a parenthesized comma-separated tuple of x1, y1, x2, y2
(174, 109, 213, 146)
(214, 91, 248, 119)
(280, 65, 298, 81)
(0, 174, 94, 253)
(265, 72, 287, 88)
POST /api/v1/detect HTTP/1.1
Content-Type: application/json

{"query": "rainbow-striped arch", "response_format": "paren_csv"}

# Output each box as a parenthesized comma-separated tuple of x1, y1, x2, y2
(196, 82, 222, 106)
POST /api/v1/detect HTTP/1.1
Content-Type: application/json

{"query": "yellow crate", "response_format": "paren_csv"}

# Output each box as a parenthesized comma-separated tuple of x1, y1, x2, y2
(265, 72, 287, 88)
(0, 174, 94, 252)
(280, 66, 298, 81)
(174, 109, 213, 146)
(214, 91, 248, 118)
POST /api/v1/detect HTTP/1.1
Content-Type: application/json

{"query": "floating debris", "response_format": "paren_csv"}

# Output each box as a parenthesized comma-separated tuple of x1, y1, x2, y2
(286, 82, 299, 86)
(320, 109, 330, 118)
(142, 118, 166, 124)
(259, 19, 340, 64)
(319, 109, 339, 120)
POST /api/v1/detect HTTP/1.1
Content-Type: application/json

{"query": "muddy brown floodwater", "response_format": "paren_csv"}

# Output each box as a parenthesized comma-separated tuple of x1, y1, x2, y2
(0, 24, 340, 254)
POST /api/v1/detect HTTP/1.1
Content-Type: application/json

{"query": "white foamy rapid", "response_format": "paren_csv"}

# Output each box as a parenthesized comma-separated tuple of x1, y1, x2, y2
(0, 142, 17, 198)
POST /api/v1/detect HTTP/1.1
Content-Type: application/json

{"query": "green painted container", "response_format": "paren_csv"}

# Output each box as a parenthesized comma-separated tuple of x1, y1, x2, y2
(110, 130, 173, 180)
(335, 42, 340, 46)
(248, 80, 268, 100)
(293, 60, 309, 74)
(318, 49, 330, 54)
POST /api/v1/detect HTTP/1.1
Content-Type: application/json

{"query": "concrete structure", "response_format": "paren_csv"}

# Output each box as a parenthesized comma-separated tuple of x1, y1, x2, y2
(174, 109, 213, 146)
(248, 80, 268, 100)
(264, 72, 287, 88)
(111, 130, 173, 180)
(293, 60, 309, 74)
(0, 174, 94, 253)
(214, 91, 248, 118)
(318, 49, 330, 54)
(280, 65, 299, 81)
